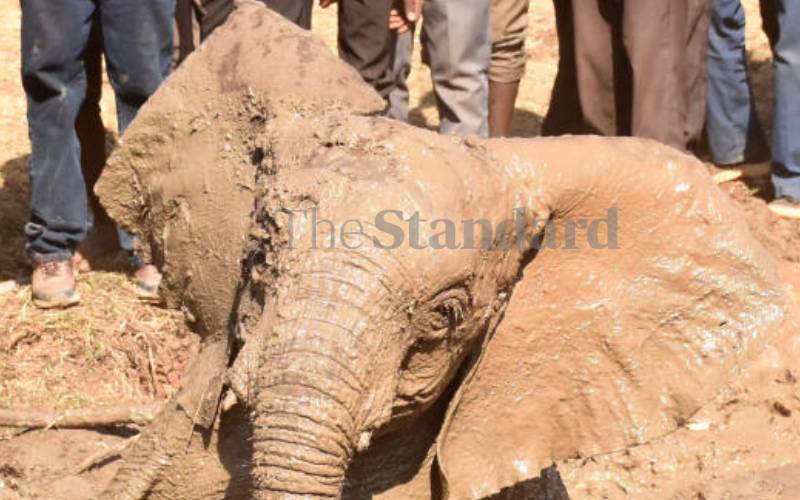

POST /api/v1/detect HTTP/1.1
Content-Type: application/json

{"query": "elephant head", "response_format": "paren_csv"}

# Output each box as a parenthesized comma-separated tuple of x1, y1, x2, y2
(96, 4, 787, 499)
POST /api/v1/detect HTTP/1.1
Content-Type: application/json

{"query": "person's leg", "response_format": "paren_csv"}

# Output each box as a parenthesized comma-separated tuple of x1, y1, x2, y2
(488, 82, 519, 138)
(706, 0, 768, 164)
(338, 0, 396, 101)
(542, 0, 585, 136)
(22, 0, 95, 262)
(264, 0, 314, 29)
(100, 0, 174, 295)
(21, 0, 95, 306)
(622, 0, 682, 148)
(488, 0, 529, 137)
(623, 0, 710, 151)
(770, 0, 800, 205)
(571, 0, 620, 137)
(387, 27, 415, 122)
(422, 0, 491, 136)
(100, 0, 175, 136)
(197, 0, 235, 40)
(682, 0, 712, 151)
(175, 0, 197, 63)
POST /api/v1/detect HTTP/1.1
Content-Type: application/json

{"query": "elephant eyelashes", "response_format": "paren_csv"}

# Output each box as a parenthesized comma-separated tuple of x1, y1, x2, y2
(426, 289, 470, 337)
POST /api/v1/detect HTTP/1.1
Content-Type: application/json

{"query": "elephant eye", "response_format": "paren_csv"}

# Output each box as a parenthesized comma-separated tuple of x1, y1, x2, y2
(435, 299, 463, 329)
(427, 289, 469, 334)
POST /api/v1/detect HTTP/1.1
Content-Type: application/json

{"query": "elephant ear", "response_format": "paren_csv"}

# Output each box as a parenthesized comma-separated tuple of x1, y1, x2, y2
(435, 137, 787, 499)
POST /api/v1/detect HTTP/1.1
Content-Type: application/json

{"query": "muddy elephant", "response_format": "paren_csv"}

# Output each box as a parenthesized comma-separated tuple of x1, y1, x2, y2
(93, 3, 786, 499)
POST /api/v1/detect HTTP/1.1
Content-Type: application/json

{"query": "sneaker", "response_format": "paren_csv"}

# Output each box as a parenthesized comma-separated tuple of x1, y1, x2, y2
(712, 161, 772, 184)
(31, 259, 80, 309)
(768, 197, 800, 220)
(134, 264, 162, 302)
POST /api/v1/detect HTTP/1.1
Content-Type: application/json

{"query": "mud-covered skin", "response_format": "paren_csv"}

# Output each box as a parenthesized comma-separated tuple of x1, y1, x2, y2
(95, 3, 787, 499)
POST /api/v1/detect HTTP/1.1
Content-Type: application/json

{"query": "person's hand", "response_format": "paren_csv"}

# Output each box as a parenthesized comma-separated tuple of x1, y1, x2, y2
(403, 0, 423, 22)
(320, 0, 336, 8)
(389, 9, 410, 33)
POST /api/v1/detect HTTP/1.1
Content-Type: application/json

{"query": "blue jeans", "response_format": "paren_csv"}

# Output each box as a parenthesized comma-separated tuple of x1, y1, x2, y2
(707, 0, 800, 200)
(21, 0, 174, 262)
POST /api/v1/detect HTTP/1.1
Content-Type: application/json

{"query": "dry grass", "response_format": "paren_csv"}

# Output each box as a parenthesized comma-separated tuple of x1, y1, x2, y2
(0, 0, 193, 437)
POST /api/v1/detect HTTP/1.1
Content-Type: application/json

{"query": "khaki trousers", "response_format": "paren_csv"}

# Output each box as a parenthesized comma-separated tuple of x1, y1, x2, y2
(490, 0, 529, 83)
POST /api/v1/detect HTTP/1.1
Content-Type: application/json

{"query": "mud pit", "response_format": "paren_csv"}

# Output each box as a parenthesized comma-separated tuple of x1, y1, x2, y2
(3, 2, 800, 499)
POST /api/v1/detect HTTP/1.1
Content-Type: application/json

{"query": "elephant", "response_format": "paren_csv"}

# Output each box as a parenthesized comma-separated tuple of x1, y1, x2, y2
(92, 2, 787, 499)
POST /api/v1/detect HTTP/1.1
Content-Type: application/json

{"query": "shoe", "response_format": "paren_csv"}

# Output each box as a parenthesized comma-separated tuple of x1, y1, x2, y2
(31, 259, 80, 309)
(712, 161, 771, 184)
(134, 264, 162, 302)
(768, 197, 800, 220)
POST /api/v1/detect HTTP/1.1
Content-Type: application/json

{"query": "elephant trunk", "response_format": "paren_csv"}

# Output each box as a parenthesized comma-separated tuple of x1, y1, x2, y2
(252, 354, 358, 498)
(252, 265, 377, 499)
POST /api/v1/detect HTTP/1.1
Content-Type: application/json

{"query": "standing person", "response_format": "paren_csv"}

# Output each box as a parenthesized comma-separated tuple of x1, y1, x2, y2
(175, 0, 395, 107)
(175, 0, 314, 64)
(387, 0, 492, 137)
(21, 0, 175, 308)
(568, 0, 711, 152)
(328, 0, 397, 102)
(488, 0, 529, 137)
(706, 0, 800, 218)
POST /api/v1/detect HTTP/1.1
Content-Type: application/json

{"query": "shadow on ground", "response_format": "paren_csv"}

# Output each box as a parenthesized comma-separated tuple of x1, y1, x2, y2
(0, 155, 30, 282)
(0, 153, 130, 285)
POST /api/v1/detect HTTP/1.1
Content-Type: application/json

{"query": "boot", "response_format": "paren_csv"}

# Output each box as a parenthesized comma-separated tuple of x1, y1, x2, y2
(489, 80, 521, 138)
(32, 259, 80, 309)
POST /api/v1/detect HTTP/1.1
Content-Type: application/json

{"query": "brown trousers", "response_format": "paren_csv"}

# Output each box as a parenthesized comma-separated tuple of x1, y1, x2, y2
(570, 0, 711, 151)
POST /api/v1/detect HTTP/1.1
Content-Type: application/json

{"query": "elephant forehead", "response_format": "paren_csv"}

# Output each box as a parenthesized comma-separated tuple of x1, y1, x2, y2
(285, 116, 515, 217)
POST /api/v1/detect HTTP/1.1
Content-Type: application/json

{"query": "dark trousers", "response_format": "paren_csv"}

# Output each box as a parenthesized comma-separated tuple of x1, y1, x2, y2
(707, 0, 800, 200)
(199, 0, 312, 34)
(338, 0, 396, 100)
(178, 0, 394, 105)
(176, 0, 313, 64)
(541, 0, 584, 136)
(570, 0, 711, 151)
(21, 0, 174, 261)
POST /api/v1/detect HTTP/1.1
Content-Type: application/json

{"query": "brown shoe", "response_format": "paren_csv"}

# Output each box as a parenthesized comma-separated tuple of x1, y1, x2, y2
(134, 264, 162, 302)
(769, 197, 800, 220)
(32, 259, 80, 309)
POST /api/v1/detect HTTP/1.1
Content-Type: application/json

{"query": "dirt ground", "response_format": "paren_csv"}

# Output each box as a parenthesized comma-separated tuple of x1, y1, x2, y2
(0, 1, 799, 499)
